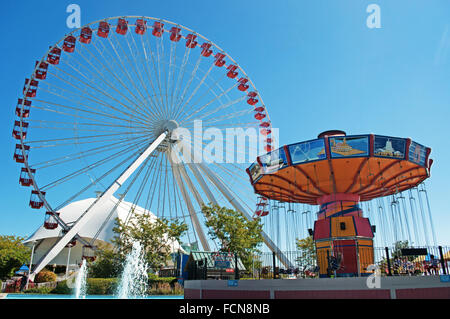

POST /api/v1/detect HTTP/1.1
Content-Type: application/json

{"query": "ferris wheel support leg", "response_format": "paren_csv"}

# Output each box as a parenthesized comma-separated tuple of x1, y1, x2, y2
(29, 132, 169, 279)
(169, 155, 211, 251)
(187, 163, 218, 206)
(197, 163, 294, 269)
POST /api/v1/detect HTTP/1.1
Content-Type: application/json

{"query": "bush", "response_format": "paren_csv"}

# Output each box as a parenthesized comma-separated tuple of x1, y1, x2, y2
(86, 278, 118, 295)
(148, 273, 176, 285)
(51, 280, 72, 295)
(34, 270, 57, 283)
(147, 282, 183, 295)
(24, 286, 54, 294)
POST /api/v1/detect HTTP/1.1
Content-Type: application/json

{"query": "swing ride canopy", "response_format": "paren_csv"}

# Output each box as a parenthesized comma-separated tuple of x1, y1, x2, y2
(247, 131, 433, 204)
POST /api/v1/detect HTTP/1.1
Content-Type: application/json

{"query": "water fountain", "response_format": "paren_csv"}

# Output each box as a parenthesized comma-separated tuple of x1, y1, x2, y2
(116, 241, 149, 299)
(74, 259, 87, 299)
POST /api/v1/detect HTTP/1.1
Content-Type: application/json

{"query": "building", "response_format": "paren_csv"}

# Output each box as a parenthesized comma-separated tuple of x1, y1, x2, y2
(23, 196, 184, 271)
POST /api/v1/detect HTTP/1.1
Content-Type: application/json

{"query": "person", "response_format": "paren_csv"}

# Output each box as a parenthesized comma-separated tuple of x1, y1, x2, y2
(19, 275, 27, 291)
(429, 255, 439, 275)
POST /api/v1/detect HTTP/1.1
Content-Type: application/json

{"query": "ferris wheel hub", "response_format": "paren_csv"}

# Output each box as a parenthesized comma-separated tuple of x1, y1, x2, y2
(153, 119, 179, 137)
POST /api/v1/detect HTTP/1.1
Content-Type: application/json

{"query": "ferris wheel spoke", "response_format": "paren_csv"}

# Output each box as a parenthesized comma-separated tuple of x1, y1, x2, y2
(25, 131, 150, 150)
(188, 94, 247, 124)
(30, 100, 148, 128)
(30, 134, 150, 170)
(196, 109, 254, 125)
(142, 153, 164, 217)
(153, 31, 169, 118)
(40, 138, 148, 191)
(137, 31, 167, 121)
(146, 153, 165, 212)
(52, 140, 152, 211)
(120, 156, 157, 225)
(142, 28, 170, 119)
(26, 118, 148, 131)
(106, 32, 150, 107)
(171, 63, 214, 121)
(83, 38, 158, 119)
(172, 54, 203, 118)
(126, 31, 165, 120)
(91, 37, 155, 119)
(120, 30, 163, 120)
(39, 79, 150, 127)
(59, 51, 154, 122)
(180, 82, 240, 124)
(24, 130, 151, 146)
(176, 70, 233, 122)
(170, 44, 192, 115)
(55, 54, 143, 116)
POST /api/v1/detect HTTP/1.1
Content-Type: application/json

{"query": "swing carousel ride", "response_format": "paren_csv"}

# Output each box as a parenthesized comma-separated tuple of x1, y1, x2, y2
(247, 130, 435, 277)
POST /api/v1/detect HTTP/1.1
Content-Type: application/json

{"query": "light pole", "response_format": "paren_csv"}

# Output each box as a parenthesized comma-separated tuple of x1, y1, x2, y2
(65, 243, 73, 279)
(26, 240, 37, 289)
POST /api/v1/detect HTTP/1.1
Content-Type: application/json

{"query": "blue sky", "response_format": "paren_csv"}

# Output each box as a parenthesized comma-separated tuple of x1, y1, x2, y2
(1, 0, 450, 244)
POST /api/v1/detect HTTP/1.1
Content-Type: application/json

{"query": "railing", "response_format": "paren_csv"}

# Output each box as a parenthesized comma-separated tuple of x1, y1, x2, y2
(1, 279, 58, 293)
(243, 245, 450, 279)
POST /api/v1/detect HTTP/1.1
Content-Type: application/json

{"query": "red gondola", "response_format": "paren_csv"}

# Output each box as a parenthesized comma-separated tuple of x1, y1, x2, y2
(116, 18, 128, 35)
(185, 34, 197, 48)
(135, 19, 147, 35)
(260, 128, 272, 136)
(47, 47, 62, 65)
(14, 144, 30, 164)
(15, 99, 31, 118)
(62, 35, 76, 53)
(264, 144, 273, 152)
(152, 21, 164, 37)
(79, 27, 92, 44)
(247, 91, 258, 106)
(19, 167, 35, 186)
(201, 43, 212, 57)
(169, 27, 182, 42)
(237, 78, 249, 91)
(214, 53, 226, 67)
(254, 112, 266, 120)
(44, 211, 59, 230)
(34, 61, 48, 80)
(259, 121, 270, 128)
(97, 21, 110, 38)
(226, 64, 238, 79)
(12, 121, 29, 140)
(265, 138, 273, 144)
(23, 78, 38, 98)
(29, 190, 45, 209)
(254, 106, 265, 112)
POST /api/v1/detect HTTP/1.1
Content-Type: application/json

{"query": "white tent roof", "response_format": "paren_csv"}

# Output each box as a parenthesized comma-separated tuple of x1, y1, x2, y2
(24, 196, 184, 266)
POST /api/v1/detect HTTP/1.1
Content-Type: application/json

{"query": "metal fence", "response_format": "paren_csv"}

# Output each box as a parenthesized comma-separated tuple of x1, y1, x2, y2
(1, 279, 58, 293)
(241, 245, 450, 279)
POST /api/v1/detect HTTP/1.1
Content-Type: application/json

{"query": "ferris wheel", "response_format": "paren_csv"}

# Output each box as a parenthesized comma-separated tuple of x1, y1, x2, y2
(13, 16, 293, 277)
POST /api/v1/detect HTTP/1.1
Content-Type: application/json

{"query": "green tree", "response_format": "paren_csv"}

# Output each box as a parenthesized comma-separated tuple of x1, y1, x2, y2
(112, 215, 187, 272)
(392, 240, 410, 259)
(295, 236, 317, 276)
(88, 247, 123, 278)
(202, 204, 263, 271)
(0, 235, 30, 280)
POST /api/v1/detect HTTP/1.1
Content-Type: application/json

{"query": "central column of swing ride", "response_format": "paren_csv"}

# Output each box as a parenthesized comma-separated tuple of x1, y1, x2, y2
(20, 16, 295, 279)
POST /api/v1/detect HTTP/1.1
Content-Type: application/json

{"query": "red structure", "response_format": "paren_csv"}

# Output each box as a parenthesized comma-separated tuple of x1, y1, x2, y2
(247, 130, 433, 277)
